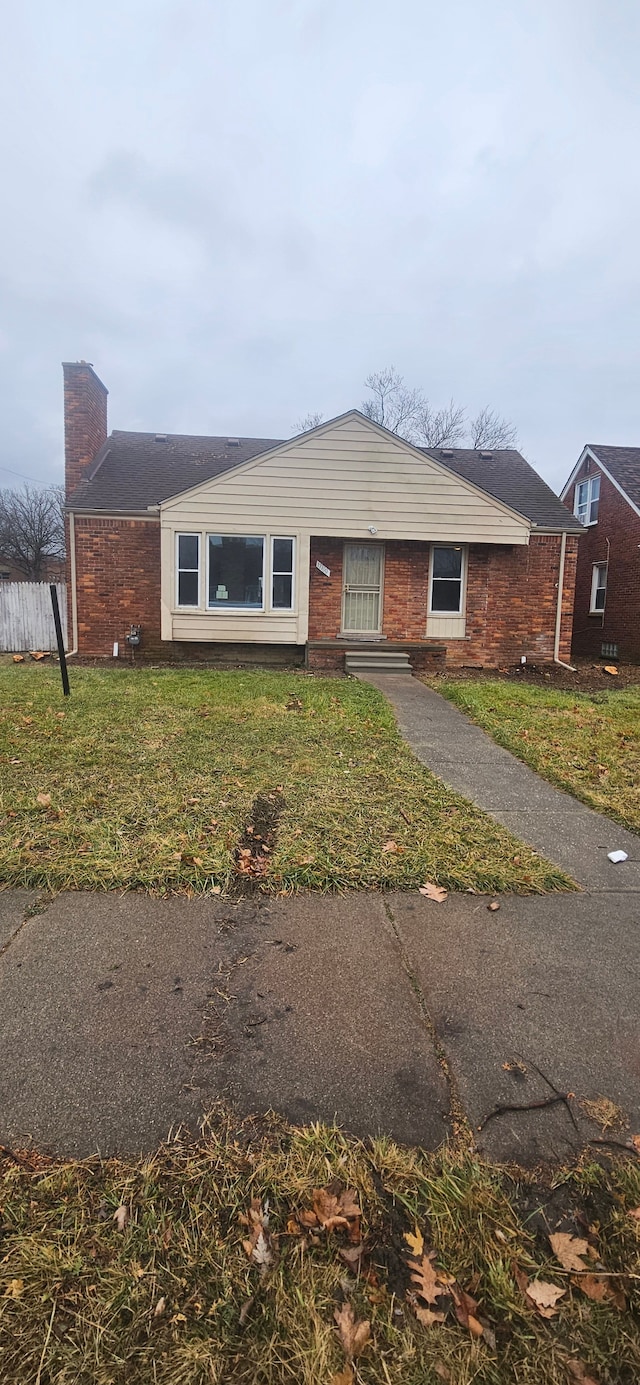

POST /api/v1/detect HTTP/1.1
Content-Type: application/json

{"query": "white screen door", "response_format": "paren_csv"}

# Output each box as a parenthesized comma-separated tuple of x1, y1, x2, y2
(343, 543, 384, 633)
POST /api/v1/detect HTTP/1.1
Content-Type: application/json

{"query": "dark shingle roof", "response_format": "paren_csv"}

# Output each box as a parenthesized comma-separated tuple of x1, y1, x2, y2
(67, 423, 580, 532)
(586, 446, 640, 510)
(68, 431, 283, 511)
(424, 447, 583, 532)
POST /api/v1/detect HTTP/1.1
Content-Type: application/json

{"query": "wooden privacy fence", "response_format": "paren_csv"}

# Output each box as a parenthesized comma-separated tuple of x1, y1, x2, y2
(0, 582, 68, 653)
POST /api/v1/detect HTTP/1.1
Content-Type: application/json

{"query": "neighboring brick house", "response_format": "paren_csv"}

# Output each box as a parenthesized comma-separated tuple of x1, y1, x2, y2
(561, 446, 640, 663)
(64, 361, 581, 670)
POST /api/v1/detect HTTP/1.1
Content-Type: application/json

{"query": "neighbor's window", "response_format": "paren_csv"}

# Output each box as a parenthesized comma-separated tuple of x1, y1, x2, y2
(590, 562, 607, 613)
(574, 474, 600, 525)
(177, 534, 200, 607)
(271, 537, 295, 609)
(430, 546, 464, 613)
(208, 535, 264, 608)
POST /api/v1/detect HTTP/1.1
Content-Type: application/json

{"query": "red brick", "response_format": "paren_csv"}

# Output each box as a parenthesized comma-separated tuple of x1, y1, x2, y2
(563, 459, 640, 661)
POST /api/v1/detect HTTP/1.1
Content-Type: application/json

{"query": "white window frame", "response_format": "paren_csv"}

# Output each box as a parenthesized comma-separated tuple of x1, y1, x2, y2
(176, 532, 201, 609)
(574, 474, 600, 526)
(590, 562, 608, 614)
(428, 544, 467, 616)
(270, 536, 296, 612)
(206, 534, 266, 613)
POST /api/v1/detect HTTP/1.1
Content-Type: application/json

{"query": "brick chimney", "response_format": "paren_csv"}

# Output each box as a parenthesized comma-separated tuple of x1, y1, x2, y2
(63, 361, 108, 500)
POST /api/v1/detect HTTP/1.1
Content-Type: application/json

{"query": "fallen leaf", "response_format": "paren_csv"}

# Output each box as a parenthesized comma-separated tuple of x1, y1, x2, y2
(404, 1226, 424, 1258)
(451, 1282, 483, 1336)
(503, 1059, 527, 1075)
(113, 1204, 128, 1232)
(36, 793, 51, 807)
(30, 651, 46, 661)
(329, 1370, 354, 1385)
(549, 1232, 590, 1272)
(153, 1295, 166, 1317)
(382, 840, 404, 854)
(311, 1187, 360, 1237)
(603, 665, 619, 676)
(572, 1274, 626, 1310)
(419, 881, 448, 903)
(5, 1279, 24, 1298)
(12, 654, 25, 663)
(566, 1359, 601, 1385)
(487, 900, 500, 911)
(241, 1198, 274, 1273)
(334, 1302, 370, 1359)
(339, 1243, 365, 1271)
(633, 1134, 640, 1155)
(415, 1305, 446, 1326)
(433, 1363, 452, 1383)
(409, 1252, 446, 1306)
(524, 1278, 566, 1318)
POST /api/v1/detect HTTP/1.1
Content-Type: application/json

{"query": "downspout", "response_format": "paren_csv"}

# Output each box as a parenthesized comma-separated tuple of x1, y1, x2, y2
(67, 511, 79, 657)
(553, 529, 576, 670)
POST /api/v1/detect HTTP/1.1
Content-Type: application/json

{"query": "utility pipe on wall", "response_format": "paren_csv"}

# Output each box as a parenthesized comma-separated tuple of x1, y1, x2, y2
(553, 529, 576, 671)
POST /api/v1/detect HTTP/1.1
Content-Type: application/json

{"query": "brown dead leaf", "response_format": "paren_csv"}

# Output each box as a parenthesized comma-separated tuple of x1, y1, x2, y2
(30, 651, 47, 661)
(382, 840, 405, 854)
(549, 1232, 590, 1272)
(433, 1363, 452, 1383)
(632, 1134, 640, 1155)
(409, 1252, 446, 1306)
(311, 1187, 360, 1237)
(329, 1370, 354, 1385)
(334, 1301, 370, 1359)
(339, 1243, 365, 1272)
(5, 1279, 24, 1298)
(36, 792, 51, 807)
(566, 1360, 600, 1385)
(113, 1204, 128, 1232)
(12, 654, 24, 663)
(572, 1274, 626, 1310)
(415, 1305, 446, 1327)
(524, 1278, 566, 1318)
(451, 1283, 484, 1336)
(241, 1198, 274, 1273)
(419, 881, 448, 903)
(404, 1226, 424, 1258)
(487, 900, 500, 911)
(603, 665, 619, 676)
(298, 1208, 318, 1229)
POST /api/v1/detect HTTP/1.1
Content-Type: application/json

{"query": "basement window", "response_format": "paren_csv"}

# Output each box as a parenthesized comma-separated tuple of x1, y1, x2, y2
(176, 534, 200, 607)
(590, 562, 607, 613)
(429, 546, 465, 614)
(575, 474, 600, 525)
(208, 535, 264, 609)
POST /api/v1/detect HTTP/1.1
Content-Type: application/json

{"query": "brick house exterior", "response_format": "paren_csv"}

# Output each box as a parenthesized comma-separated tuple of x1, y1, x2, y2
(64, 362, 581, 670)
(561, 446, 640, 663)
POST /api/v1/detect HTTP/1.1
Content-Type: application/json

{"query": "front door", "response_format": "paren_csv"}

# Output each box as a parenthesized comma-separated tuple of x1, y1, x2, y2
(342, 542, 384, 633)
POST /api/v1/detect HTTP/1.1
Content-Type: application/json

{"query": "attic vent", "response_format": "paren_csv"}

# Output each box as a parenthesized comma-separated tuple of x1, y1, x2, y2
(227, 437, 240, 447)
(154, 434, 167, 442)
(440, 448, 454, 458)
(479, 449, 493, 459)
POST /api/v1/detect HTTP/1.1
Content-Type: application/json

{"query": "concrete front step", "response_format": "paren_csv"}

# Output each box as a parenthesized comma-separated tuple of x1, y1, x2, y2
(345, 650, 413, 674)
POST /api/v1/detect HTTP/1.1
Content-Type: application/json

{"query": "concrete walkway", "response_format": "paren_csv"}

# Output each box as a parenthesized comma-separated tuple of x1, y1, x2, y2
(361, 674, 640, 892)
(1, 885, 639, 1167)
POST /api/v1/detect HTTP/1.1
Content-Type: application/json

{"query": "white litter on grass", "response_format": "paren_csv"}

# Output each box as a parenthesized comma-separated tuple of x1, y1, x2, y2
(608, 850, 628, 864)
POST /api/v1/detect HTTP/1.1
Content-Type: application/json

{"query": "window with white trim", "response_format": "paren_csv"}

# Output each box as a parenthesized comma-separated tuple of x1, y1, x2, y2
(177, 534, 200, 607)
(271, 537, 295, 609)
(590, 562, 607, 613)
(430, 546, 465, 613)
(208, 535, 265, 609)
(574, 474, 600, 525)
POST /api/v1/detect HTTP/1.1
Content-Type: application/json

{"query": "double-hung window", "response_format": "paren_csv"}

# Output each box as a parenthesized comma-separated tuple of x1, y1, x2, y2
(574, 474, 600, 525)
(430, 546, 464, 613)
(208, 536, 265, 609)
(271, 537, 294, 609)
(590, 563, 607, 613)
(177, 534, 200, 607)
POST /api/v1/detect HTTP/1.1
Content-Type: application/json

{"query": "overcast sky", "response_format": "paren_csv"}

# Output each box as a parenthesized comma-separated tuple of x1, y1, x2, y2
(1, 0, 639, 493)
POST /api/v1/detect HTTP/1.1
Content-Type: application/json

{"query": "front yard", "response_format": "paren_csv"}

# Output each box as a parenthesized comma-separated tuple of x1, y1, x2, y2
(434, 679, 640, 835)
(0, 666, 568, 895)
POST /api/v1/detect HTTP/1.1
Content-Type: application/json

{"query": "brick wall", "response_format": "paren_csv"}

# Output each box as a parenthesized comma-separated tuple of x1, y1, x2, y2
(74, 516, 162, 655)
(63, 363, 108, 499)
(564, 458, 640, 662)
(308, 534, 577, 667)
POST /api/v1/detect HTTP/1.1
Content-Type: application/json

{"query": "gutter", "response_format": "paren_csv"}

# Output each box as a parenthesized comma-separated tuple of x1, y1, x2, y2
(553, 530, 576, 671)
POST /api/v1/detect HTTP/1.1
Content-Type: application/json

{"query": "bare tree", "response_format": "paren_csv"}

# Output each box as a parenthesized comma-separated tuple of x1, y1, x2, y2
(0, 484, 65, 579)
(361, 368, 465, 447)
(469, 406, 518, 450)
(294, 411, 324, 433)
(416, 398, 466, 449)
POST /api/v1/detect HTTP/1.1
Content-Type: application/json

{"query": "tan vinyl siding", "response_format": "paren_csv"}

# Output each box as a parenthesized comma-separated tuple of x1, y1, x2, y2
(427, 614, 466, 639)
(160, 416, 529, 642)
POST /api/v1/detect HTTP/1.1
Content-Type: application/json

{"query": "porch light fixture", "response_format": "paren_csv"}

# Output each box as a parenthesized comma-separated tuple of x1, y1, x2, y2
(368, 525, 378, 534)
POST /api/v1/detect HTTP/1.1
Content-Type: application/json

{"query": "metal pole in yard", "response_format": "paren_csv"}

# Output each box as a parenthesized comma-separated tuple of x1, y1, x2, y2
(49, 584, 70, 696)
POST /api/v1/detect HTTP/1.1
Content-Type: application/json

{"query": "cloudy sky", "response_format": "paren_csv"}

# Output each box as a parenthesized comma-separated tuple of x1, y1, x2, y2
(1, 0, 639, 492)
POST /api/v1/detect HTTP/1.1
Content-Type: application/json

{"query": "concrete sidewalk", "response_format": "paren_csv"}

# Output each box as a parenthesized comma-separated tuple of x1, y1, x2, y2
(1, 886, 638, 1166)
(360, 674, 640, 892)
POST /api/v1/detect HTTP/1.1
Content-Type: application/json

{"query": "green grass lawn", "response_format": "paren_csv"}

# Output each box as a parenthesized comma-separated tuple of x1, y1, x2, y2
(1, 1115, 639, 1384)
(434, 679, 640, 835)
(0, 665, 569, 895)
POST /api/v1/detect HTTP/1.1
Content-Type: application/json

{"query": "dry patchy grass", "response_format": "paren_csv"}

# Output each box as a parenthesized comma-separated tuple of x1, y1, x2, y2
(432, 680, 640, 836)
(0, 666, 570, 895)
(1, 1115, 639, 1384)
